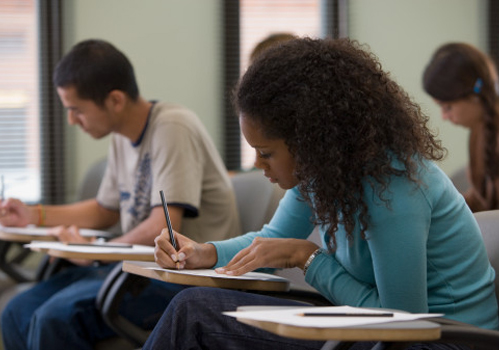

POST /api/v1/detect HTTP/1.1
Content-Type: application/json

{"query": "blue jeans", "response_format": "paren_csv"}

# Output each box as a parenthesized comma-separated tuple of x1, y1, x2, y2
(142, 287, 473, 350)
(1, 263, 187, 350)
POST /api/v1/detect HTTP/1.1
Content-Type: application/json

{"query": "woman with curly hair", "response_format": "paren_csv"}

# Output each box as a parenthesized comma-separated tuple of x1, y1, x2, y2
(423, 42, 499, 212)
(144, 38, 498, 350)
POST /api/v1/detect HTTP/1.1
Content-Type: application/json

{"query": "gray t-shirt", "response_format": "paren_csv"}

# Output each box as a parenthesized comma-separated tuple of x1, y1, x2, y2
(97, 101, 241, 242)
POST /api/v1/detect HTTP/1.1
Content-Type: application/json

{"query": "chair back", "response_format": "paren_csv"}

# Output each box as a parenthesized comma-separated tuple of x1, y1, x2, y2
(474, 210, 499, 311)
(230, 171, 285, 233)
(77, 158, 108, 200)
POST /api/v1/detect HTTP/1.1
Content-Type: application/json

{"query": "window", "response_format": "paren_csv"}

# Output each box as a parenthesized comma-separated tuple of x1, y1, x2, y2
(223, 0, 345, 170)
(0, 0, 63, 204)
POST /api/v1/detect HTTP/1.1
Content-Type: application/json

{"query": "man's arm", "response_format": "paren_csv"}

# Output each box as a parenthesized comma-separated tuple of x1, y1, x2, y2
(111, 205, 184, 246)
(1, 198, 119, 229)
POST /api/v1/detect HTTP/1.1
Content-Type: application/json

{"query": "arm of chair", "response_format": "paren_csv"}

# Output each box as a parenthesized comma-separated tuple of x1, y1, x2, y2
(429, 317, 499, 350)
(0, 241, 41, 282)
(96, 263, 151, 347)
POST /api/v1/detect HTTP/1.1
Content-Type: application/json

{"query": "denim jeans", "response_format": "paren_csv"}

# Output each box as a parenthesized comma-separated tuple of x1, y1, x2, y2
(1, 263, 187, 350)
(142, 287, 473, 350)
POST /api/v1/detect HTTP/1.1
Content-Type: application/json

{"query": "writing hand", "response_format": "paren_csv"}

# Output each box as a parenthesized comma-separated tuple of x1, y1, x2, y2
(154, 228, 217, 270)
(0, 198, 32, 227)
(215, 237, 318, 276)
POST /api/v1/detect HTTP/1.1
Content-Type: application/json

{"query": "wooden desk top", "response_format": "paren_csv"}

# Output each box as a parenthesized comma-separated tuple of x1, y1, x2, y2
(0, 231, 56, 243)
(0, 227, 113, 243)
(238, 317, 441, 342)
(123, 260, 290, 292)
(234, 306, 441, 342)
(28, 242, 155, 262)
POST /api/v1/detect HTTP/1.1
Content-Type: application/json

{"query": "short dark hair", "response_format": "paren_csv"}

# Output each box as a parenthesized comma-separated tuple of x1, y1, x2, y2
(53, 39, 139, 106)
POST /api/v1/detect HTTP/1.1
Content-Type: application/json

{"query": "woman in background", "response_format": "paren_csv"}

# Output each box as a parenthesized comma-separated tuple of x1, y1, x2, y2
(423, 43, 499, 212)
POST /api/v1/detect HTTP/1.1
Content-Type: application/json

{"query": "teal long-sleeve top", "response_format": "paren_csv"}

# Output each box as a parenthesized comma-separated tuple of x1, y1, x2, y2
(212, 160, 499, 329)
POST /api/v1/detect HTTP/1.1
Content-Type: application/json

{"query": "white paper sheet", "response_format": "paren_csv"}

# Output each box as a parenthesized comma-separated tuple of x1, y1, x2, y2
(0, 225, 113, 238)
(25, 241, 154, 255)
(145, 266, 289, 282)
(224, 305, 443, 328)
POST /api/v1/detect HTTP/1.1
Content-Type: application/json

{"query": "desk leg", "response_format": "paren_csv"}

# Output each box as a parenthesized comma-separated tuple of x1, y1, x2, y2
(321, 341, 411, 350)
(371, 342, 411, 350)
(320, 340, 355, 350)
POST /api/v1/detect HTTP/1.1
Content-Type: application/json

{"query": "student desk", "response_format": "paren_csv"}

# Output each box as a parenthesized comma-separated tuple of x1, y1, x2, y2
(232, 305, 441, 350)
(27, 241, 155, 262)
(122, 260, 290, 292)
(0, 226, 114, 242)
(0, 227, 112, 281)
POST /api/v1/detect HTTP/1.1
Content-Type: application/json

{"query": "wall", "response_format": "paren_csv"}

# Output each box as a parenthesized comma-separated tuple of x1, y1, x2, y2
(348, 0, 487, 176)
(63, 0, 489, 198)
(61, 0, 222, 198)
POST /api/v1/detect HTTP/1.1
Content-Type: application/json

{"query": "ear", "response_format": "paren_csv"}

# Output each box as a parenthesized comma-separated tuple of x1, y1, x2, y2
(105, 90, 127, 113)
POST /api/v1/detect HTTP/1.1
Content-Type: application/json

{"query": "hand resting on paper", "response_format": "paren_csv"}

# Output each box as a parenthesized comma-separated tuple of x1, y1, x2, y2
(215, 237, 319, 276)
(48, 225, 95, 266)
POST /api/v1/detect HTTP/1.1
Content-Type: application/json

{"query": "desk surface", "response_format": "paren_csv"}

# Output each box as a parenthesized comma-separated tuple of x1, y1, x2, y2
(0, 227, 113, 243)
(0, 231, 58, 243)
(28, 242, 155, 262)
(123, 260, 290, 292)
(233, 306, 441, 342)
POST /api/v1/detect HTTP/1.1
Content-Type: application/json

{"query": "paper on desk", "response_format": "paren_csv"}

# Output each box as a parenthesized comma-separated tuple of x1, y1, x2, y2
(25, 241, 154, 255)
(224, 305, 443, 328)
(0, 225, 113, 238)
(145, 266, 289, 281)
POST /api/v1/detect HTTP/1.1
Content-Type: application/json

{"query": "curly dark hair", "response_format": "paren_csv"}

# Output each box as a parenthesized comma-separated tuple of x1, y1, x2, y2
(235, 37, 445, 244)
(423, 43, 499, 207)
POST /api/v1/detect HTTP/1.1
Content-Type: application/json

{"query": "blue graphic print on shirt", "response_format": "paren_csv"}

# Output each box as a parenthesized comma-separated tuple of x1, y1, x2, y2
(121, 152, 152, 229)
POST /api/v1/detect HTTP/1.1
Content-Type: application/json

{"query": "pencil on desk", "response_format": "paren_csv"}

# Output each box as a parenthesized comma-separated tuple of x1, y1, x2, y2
(297, 312, 394, 317)
(159, 190, 180, 269)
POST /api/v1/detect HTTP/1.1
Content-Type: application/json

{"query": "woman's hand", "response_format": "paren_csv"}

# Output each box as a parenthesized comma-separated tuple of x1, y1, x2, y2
(0, 198, 32, 227)
(154, 228, 217, 270)
(215, 237, 319, 276)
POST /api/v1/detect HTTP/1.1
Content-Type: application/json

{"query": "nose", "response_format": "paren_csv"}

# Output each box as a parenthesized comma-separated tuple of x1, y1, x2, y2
(253, 153, 267, 170)
(440, 108, 450, 121)
(67, 110, 78, 125)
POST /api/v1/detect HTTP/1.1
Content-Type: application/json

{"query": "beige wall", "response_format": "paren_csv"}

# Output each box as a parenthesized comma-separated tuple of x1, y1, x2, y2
(348, 0, 487, 176)
(62, 0, 222, 198)
(63, 0, 488, 199)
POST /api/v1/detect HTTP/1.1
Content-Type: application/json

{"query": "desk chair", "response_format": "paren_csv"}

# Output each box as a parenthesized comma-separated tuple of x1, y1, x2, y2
(450, 166, 470, 195)
(430, 210, 499, 349)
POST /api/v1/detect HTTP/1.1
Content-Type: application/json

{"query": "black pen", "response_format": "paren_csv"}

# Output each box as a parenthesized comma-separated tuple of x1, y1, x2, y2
(159, 190, 177, 250)
(298, 312, 394, 317)
(159, 190, 181, 270)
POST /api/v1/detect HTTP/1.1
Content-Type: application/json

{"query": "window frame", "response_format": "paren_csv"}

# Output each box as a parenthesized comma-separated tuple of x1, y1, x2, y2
(39, 0, 64, 204)
(222, 0, 347, 170)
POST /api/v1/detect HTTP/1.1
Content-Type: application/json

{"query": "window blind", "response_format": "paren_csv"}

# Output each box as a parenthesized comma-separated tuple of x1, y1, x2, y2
(0, 0, 63, 204)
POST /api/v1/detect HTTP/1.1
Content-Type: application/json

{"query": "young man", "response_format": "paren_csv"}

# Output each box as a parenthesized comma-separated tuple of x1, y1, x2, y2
(0, 39, 240, 350)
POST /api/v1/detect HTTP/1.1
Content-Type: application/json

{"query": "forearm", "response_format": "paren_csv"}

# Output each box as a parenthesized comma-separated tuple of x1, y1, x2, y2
(31, 199, 119, 229)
